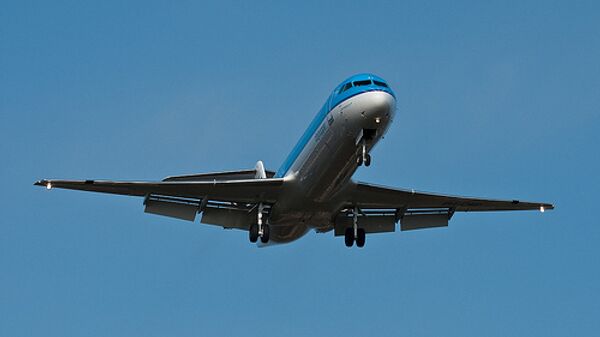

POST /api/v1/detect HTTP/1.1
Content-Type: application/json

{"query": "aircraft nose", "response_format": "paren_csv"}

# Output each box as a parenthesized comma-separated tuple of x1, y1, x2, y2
(367, 90, 396, 120)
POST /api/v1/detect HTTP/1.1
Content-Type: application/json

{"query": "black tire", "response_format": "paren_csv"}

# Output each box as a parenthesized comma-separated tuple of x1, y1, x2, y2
(344, 228, 354, 247)
(260, 224, 270, 243)
(249, 224, 259, 243)
(356, 228, 366, 248)
(357, 155, 363, 166)
(364, 154, 371, 167)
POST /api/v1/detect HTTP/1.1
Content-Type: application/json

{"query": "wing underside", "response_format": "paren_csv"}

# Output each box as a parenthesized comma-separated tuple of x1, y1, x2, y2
(34, 177, 554, 235)
(35, 177, 283, 229)
(35, 178, 283, 202)
(332, 181, 554, 235)
(348, 181, 554, 212)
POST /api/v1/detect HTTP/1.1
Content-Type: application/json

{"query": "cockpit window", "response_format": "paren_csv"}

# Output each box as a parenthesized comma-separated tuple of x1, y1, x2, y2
(373, 80, 388, 88)
(339, 82, 353, 93)
(353, 80, 372, 87)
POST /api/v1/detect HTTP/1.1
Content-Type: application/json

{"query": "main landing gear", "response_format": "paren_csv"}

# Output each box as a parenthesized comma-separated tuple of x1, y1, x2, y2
(344, 207, 366, 248)
(344, 228, 365, 248)
(249, 203, 270, 244)
(357, 139, 371, 167)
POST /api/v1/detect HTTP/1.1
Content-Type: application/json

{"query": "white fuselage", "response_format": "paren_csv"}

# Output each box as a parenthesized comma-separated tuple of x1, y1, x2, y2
(268, 90, 396, 242)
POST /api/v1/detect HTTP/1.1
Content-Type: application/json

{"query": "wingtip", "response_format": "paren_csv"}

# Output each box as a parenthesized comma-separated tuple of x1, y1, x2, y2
(34, 179, 47, 186)
(539, 203, 555, 212)
(34, 179, 52, 189)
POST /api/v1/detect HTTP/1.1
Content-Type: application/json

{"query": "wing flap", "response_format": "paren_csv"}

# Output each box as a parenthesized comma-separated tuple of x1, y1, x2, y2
(334, 214, 396, 236)
(144, 197, 199, 221)
(400, 214, 448, 231)
(200, 207, 256, 230)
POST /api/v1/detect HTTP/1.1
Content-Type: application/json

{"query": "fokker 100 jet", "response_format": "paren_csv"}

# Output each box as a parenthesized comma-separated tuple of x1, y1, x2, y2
(35, 74, 553, 247)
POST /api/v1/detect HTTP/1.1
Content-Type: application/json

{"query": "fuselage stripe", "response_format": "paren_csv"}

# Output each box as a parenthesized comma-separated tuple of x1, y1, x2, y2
(275, 88, 392, 178)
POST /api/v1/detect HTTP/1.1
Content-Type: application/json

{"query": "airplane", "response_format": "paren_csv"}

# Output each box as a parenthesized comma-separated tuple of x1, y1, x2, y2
(35, 73, 554, 247)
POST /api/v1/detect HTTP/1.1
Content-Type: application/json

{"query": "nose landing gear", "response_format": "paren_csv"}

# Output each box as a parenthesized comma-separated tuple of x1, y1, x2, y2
(357, 139, 372, 167)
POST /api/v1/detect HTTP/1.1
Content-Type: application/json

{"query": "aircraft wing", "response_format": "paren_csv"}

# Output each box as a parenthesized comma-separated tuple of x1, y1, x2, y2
(331, 181, 554, 235)
(34, 177, 285, 226)
(34, 178, 284, 204)
(34, 161, 284, 228)
(347, 181, 554, 212)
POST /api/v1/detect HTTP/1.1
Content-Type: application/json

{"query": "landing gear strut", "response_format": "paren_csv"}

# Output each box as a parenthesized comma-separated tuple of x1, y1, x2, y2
(249, 203, 270, 244)
(357, 139, 371, 167)
(344, 207, 366, 248)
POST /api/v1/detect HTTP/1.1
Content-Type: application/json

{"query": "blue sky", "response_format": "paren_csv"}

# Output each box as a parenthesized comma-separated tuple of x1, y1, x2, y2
(2, 1, 599, 336)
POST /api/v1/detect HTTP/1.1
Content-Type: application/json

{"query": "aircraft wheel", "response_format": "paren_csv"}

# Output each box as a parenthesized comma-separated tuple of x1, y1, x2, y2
(364, 154, 371, 167)
(357, 155, 363, 166)
(249, 224, 259, 243)
(356, 228, 366, 248)
(344, 228, 354, 247)
(260, 224, 270, 243)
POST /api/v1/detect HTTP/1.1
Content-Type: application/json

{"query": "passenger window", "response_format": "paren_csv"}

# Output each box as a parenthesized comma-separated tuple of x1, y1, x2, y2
(353, 80, 372, 87)
(373, 80, 388, 88)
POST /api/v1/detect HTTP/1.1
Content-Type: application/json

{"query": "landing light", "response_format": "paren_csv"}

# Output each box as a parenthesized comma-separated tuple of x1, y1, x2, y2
(375, 117, 381, 124)
(46, 182, 52, 190)
(540, 206, 545, 213)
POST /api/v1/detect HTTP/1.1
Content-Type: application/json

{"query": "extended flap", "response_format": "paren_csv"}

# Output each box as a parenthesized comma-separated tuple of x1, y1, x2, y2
(201, 207, 255, 230)
(144, 199, 199, 221)
(400, 214, 448, 231)
(334, 215, 396, 236)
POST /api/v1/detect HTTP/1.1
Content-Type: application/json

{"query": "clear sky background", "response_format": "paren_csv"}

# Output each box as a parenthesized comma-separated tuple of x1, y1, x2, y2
(2, 1, 599, 336)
